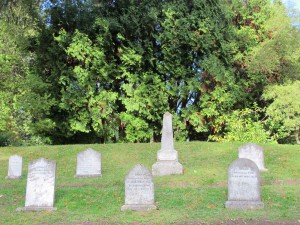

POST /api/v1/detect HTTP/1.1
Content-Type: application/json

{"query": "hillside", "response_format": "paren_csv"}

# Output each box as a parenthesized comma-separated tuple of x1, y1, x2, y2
(0, 142, 299, 224)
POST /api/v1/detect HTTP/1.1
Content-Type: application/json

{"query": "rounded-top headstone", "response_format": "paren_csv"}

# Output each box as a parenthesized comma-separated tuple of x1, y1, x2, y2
(238, 142, 267, 171)
(225, 158, 264, 209)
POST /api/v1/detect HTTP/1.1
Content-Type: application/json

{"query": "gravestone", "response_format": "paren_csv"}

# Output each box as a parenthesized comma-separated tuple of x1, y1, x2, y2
(6, 155, 22, 179)
(152, 112, 183, 176)
(76, 148, 101, 177)
(238, 142, 268, 171)
(225, 158, 264, 209)
(121, 164, 156, 211)
(17, 158, 57, 211)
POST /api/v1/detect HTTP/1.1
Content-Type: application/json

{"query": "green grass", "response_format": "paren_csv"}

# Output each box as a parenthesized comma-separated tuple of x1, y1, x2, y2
(0, 142, 299, 224)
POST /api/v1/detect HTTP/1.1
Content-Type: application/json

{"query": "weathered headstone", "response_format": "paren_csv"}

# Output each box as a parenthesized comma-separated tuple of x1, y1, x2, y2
(225, 158, 264, 209)
(121, 164, 156, 211)
(6, 155, 22, 179)
(152, 112, 183, 176)
(17, 158, 57, 211)
(76, 148, 101, 177)
(238, 142, 268, 171)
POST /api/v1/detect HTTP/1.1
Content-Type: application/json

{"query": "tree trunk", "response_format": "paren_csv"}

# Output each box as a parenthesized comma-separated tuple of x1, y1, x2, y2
(295, 126, 300, 145)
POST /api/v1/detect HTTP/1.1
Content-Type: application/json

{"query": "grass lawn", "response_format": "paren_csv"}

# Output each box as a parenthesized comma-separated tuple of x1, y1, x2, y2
(0, 142, 299, 224)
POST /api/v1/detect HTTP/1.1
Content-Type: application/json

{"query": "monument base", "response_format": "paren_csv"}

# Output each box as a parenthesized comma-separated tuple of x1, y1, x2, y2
(152, 161, 183, 176)
(260, 168, 268, 172)
(5, 176, 21, 179)
(75, 174, 102, 177)
(17, 206, 57, 211)
(121, 204, 157, 211)
(225, 201, 264, 209)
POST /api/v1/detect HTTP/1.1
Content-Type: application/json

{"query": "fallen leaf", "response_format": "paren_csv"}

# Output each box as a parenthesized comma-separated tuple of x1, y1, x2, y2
(207, 204, 216, 209)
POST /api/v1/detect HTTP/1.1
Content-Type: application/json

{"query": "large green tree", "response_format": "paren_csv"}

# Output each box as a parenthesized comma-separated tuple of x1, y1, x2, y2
(2, 0, 299, 145)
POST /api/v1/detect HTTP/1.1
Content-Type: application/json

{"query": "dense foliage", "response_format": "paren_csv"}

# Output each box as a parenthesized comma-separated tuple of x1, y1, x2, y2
(0, 0, 300, 146)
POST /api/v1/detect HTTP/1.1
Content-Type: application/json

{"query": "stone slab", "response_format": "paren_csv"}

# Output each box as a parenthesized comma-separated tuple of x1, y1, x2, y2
(238, 142, 268, 172)
(225, 158, 264, 210)
(17, 158, 56, 211)
(6, 155, 22, 179)
(225, 201, 264, 210)
(121, 164, 156, 211)
(17, 206, 57, 211)
(76, 148, 102, 177)
(121, 204, 157, 211)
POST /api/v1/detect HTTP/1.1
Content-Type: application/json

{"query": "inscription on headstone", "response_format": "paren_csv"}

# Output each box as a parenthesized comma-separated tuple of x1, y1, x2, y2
(152, 112, 183, 176)
(17, 158, 57, 211)
(121, 164, 156, 211)
(225, 158, 264, 209)
(6, 155, 22, 179)
(238, 142, 268, 171)
(76, 148, 101, 177)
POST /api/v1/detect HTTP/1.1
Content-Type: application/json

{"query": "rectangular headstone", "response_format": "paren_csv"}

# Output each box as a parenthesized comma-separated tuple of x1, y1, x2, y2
(76, 148, 101, 177)
(152, 112, 183, 176)
(6, 155, 22, 179)
(121, 164, 156, 211)
(238, 142, 268, 171)
(225, 158, 264, 209)
(17, 158, 57, 211)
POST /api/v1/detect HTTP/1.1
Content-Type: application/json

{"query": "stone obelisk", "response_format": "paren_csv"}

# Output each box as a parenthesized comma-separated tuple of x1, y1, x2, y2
(152, 112, 183, 176)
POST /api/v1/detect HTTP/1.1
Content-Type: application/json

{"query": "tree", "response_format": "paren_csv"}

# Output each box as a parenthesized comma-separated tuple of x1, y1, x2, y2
(263, 81, 300, 144)
(0, 0, 53, 145)
(2, 0, 299, 145)
(209, 105, 275, 143)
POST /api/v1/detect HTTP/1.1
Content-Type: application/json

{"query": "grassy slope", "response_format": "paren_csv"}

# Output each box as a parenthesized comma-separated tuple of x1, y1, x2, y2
(0, 142, 299, 225)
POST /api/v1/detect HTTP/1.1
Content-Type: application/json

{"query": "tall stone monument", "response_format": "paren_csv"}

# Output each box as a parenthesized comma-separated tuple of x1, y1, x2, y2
(152, 112, 183, 176)
(6, 155, 22, 179)
(225, 158, 264, 209)
(238, 142, 268, 171)
(121, 164, 156, 211)
(76, 148, 102, 177)
(17, 158, 57, 211)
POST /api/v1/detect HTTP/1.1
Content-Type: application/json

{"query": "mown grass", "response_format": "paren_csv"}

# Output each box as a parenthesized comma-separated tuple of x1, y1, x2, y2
(0, 142, 299, 224)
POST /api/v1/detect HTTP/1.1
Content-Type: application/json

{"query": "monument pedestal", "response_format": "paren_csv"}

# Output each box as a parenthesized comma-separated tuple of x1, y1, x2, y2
(152, 161, 183, 176)
(121, 204, 157, 211)
(225, 201, 264, 210)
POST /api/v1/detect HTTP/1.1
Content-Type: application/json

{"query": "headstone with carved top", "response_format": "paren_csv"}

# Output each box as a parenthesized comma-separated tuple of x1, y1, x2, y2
(121, 164, 156, 211)
(76, 148, 102, 177)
